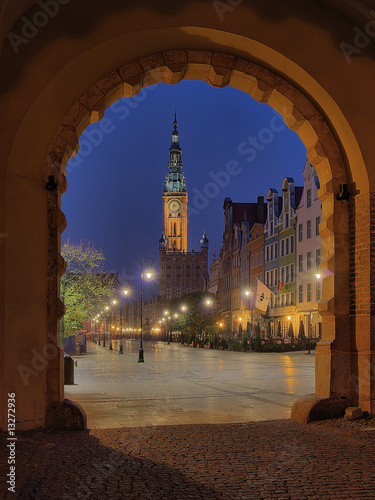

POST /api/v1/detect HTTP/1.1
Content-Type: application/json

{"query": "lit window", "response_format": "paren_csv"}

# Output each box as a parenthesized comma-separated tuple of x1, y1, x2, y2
(299, 255, 303, 272)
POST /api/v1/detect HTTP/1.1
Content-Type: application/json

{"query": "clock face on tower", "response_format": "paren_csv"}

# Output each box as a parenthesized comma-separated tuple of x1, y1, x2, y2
(167, 198, 182, 214)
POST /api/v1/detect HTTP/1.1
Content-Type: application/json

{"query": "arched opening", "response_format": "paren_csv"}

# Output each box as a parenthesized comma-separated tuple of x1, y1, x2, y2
(2, 2, 374, 430)
(43, 52, 352, 427)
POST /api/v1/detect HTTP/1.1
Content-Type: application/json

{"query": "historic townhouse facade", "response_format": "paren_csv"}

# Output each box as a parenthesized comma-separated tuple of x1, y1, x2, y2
(296, 161, 322, 338)
(212, 162, 322, 340)
(248, 223, 265, 334)
(213, 197, 266, 333)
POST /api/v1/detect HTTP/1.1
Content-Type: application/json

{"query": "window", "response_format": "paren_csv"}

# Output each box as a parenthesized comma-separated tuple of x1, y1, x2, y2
(307, 283, 312, 302)
(270, 295, 274, 308)
(307, 251, 312, 270)
(285, 213, 289, 228)
(316, 216, 320, 236)
(186, 274, 190, 277)
(291, 292, 295, 305)
(270, 245, 273, 261)
(290, 235, 294, 253)
(259, 272, 262, 281)
(281, 294, 285, 306)
(307, 220, 311, 239)
(255, 254, 258, 267)
(298, 223, 303, 242)
(259, 252, 262, 265)
(270, 271, 273, 286)
(274, 269, 278, 284)
(316, 248, 321, 264)
(316, 281, 322, 301)
(286, 265, 289, 283)
(265, 247, 269, 263)
(291, 264, 294, 282)
(196, 265, 200, 269)
(299, 254, 303, 272)
(285, 238, 289, 255)
(299, 285, 303, 303)
(186, 265, 190, 269)
(251, 255, 254, 268)
(275, 242, 278, 259)
(167, 265, 171, 269)
(281, 240, 285, 257)
(270, 221, 273, 235)
(266, 272, 269, 286)
(307, 188, 312, 208)
(281, 267, 285, 283)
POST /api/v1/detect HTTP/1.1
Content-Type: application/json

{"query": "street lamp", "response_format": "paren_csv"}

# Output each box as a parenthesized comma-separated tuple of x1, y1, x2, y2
(164, 311, 170, 344)
(181, 305, 188, 340)
(244, 290, 253, 336)
(138, 257, 154, 363)
(119, 289, 129, 354)
(104, 306, 109, 347)
(109, 300, 117, 351)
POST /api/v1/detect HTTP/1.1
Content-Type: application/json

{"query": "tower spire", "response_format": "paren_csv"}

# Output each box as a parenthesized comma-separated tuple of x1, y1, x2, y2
(164, 110, 186, 193)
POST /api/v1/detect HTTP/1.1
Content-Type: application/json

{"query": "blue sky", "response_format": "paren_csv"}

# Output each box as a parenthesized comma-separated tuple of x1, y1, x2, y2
(62, 80, 307, 298)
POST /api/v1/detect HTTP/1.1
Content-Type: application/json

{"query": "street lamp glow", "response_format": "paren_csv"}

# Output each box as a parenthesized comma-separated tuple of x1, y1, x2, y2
(181, 305, 187, 311)
(287, 316, 291, 320)
(112, 300, 117, 305)
(315, 272, 321, 280)
(174, 314, 178, 318)
(123, 289, 129, 295)
(239, 317, 242, 322)
(145, 272, 152, 279)
(244, 290, 251, 296)
(105, 306, 109, 311)
(206, 299, 211, 305)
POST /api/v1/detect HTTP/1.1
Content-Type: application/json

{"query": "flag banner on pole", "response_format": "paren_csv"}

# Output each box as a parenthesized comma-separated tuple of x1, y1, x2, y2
(255, 278, 272, 313)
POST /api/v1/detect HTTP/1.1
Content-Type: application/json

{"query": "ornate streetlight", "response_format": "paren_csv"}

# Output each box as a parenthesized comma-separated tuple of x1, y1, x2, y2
(138, 257, 154, 363)
(181, 305, 188, 341)
(109, 300, 117, 351)
(119, 289, 129, 354)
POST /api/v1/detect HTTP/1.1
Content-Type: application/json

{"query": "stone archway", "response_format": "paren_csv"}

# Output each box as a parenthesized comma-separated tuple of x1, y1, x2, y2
(44, 51, 351, 426)
(1, 0, 374, 430)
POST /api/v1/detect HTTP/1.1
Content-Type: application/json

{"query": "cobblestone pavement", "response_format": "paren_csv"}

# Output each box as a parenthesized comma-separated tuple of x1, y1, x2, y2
(2, 417, 375, 499)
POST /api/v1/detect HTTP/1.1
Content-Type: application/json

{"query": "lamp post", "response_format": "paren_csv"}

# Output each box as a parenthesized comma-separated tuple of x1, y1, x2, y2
(164, 311, 170, 343)
(109, 300, 117, 351)
(181, 305, 188, 341)
(138, 257, 154, 363)
(104, 306, 109, 347)
(119, 289, 129, 354)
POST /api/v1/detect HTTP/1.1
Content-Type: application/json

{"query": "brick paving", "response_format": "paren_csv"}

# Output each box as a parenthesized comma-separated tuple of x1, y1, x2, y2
(2, 417, 375, 499)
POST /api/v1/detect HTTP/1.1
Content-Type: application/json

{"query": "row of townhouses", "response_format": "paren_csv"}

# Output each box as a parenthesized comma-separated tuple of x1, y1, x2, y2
(208, 160, 322, 339)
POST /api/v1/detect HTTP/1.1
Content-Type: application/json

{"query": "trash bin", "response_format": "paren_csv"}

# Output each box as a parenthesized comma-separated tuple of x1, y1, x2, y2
(64, 354, 74, 385)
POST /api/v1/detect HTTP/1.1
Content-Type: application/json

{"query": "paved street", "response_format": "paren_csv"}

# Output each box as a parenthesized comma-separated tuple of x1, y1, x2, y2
(65, 340, 315, 428)
(2, 418, 375, 499)
(3, 343, 375, 499)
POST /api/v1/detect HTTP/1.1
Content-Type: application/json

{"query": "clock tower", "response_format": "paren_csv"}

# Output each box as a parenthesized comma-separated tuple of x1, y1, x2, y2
(162, 112, 188, 252)
(159, 112, 208, 301)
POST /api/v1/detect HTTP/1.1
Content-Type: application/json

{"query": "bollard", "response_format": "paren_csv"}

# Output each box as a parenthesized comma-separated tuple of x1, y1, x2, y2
(64, 354, 74, 385)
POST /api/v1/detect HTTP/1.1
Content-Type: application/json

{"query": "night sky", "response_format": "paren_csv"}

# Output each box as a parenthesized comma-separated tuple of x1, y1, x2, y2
(62, 80, 307, 299)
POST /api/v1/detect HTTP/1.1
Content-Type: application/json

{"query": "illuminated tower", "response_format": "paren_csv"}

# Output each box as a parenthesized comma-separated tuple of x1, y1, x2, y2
(161, 111, 188, 252)
(159, 112, 208, 301)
